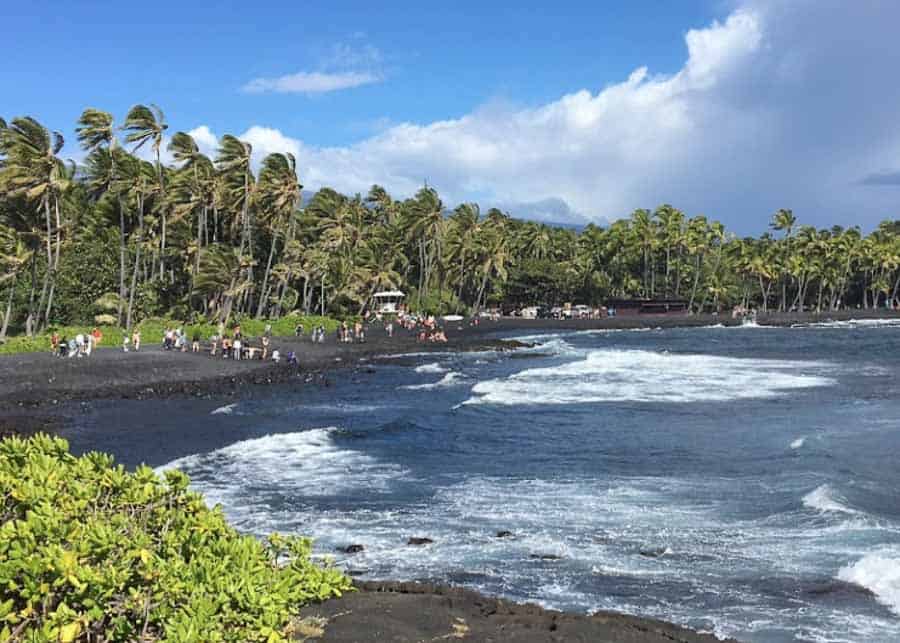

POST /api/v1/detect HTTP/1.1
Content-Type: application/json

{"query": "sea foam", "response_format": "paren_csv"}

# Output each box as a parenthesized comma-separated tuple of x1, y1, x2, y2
(463, 349, 834, 406)
(838, 550, 900, 615)
(401, 372, 465, 390)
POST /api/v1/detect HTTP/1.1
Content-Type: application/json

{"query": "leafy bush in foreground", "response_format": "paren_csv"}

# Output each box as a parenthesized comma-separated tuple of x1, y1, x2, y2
(0, 435, 351, 641)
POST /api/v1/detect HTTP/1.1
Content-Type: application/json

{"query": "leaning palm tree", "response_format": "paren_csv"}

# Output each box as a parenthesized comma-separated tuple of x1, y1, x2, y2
(123, 104, 168, 277)
(0, 116, 69, 334)
(0, 224, 32, 340)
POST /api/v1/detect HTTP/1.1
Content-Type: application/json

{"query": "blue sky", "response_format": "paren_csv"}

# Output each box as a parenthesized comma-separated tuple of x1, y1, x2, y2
(2, 1, 899, 233)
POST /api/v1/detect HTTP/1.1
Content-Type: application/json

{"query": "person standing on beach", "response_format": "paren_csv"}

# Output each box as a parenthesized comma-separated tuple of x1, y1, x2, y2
(261, 335, 270, 360)
(132, 329, 141, 351)
(192, 331, 201, 353)
(233, 335, 242, 360)
(91, 327, 102, 347)
(50, 332, 60, 354)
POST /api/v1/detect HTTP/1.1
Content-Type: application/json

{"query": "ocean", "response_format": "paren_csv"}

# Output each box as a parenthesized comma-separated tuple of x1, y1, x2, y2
(63, 320, 900, 642)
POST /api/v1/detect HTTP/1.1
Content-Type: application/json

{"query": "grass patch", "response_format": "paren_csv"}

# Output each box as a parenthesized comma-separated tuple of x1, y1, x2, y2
(0, 314, 341, 355)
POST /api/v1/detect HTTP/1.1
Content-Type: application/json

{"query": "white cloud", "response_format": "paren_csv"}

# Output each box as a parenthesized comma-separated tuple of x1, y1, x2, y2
(242, 41, 384, 95)
(241, 70, 381, 95)
(197, 2, 900, 230)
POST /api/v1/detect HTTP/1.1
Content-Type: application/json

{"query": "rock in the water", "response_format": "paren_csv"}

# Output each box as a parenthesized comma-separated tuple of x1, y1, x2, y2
(338, 544, 366, 554)
(529, 554, 562, 560)
(639, 547, 669, 558)
(407, 537, 434, 546)
(495, 530, 514, 538)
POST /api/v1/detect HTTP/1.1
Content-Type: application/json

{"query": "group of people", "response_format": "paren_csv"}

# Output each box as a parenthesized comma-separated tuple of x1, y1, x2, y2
(295, 324, 328, 343)
(51, 327, 105, 358)
(161, 327, 200, 353)
(209, 323, 273, 361)
(337, 320, 366, 344)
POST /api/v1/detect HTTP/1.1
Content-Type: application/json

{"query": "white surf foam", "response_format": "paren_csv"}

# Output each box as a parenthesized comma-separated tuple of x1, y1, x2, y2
(211, 403, 238, 415)
(800, 318, 900, 329)
(790, 437, 806, 450)
(401, 372, 465, 390)
(802, 484, 858, 515)
(415, 362, 448, 374)
(463, 349, 834, 406)
(158, 428, 408, 532)
(838, 550, 900, 615)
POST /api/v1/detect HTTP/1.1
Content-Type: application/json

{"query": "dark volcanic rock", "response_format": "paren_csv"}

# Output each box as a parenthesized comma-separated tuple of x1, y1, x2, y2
(529, 553, 562, 560)
(337, 544, 365, 554)
(407, 537, 434, 546)
(496, 530, 514, 538)
(299, 580, 739, 642)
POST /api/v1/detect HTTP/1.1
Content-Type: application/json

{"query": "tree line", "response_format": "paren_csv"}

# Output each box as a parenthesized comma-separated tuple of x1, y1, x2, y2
(1, 105, 899, 339)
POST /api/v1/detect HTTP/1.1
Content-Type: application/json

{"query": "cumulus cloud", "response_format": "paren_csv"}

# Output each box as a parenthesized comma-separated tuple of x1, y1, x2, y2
(200, 1, 900, 230)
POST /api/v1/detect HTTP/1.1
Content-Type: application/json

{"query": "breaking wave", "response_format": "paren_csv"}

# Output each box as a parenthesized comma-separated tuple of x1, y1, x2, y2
(210, 402, 238, 415)
(401, 372, 465, 390)
(802, 484, 858, 515)
(464, 349, 834, 406)
(157, 428, 408, 532)
(415, 362, 448, 374)
(838, 550, 900, 615)
(790, 437, 806, 450)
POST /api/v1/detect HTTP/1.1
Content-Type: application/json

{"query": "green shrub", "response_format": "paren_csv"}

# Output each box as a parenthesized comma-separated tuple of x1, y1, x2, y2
(0, 434, 351, 641)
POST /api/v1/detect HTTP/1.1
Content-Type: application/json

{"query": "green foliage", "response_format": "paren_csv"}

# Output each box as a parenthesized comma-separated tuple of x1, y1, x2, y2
(0, 434, 352, 641)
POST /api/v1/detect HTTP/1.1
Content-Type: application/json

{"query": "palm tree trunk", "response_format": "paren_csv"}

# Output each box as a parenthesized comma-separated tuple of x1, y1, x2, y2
(118, 195, 126, 325)
(43, 196, 63, 327)
(25, 252, 37, 336)
(0, 279, 15, 341)
(126, 196, 145, 331)
(256, 231, 278, 318)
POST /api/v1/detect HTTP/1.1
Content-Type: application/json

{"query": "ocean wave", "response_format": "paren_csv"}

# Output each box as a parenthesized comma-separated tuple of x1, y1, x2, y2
(837, 549, 900, 615)
(401, 371, 465, 390)
(802, 484, 859, 515)
(797, 318, 900, 329)
(790, 437, 806, 450)
(414, 362, 448, 374)
(157, 428, 408, 531)
(463, 349, 834, 406)
(210, 402, 238, 415)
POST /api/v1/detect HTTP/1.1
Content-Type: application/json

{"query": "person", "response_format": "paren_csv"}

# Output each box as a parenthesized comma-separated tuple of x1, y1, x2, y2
(261, 335, 270, 360)
(50, 332, 60, 354)
(233, 336, 242, 360)
(58, 335, 68, 358)
(233, 324, 242, 341)
(221, 335, 232, 359)
(264, 323, 272, 338)
(209, 334, 218, 357)
(91, 327, 103, 347)
(67, 337, 78, 358)
(385, 320, 393, 338)
(354, 321, 365, 344)
(122, 334, 130, 352)
(84, 332, 94, 357)
(192, 331, 201, 353)
(163, 327, 173, 350)
(132, 329, 141, 351)
(75, 333, 85, 357)
(295, 323, 304, 338)
(286, 351, 298, 365)
(271, 349, 281, 363)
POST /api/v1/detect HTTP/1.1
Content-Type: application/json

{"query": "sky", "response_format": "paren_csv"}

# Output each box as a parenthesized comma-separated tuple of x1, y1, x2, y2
(2, 0, 899, 234)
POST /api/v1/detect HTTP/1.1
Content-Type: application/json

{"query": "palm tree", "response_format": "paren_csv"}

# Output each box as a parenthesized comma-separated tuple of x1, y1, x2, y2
(0, 116, 69, 333)
(123, 104, 168, 278)
(78, 108, 130, 323)
(446, 203, 480, 305)
(255, 152, 301, 317)
(0, 224, 32, 340)
(770, 208, 796, 311)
